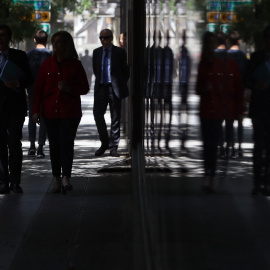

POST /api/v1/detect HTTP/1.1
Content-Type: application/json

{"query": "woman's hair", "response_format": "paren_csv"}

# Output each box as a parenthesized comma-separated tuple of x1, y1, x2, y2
(51, 31, 78, 60)
(201, 31, 217, 61)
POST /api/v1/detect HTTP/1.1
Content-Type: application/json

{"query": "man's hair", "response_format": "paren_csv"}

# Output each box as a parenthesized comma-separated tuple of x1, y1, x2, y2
(34, 30, 48, 45)
(101, 28, 113, 37)
(216, 31, 227, 46)
(228, 30, 240, 46)
(0, 24, 12, 37)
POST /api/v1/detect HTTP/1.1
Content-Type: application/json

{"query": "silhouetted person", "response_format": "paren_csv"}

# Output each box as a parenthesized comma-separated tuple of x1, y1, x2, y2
(147, 30, 164, 155)
(215, 31, 236, 159)
(178, 29, 191, 153)
(163, 30, 174, 154)
(196, 31, 243, 193)
(27, 30, 51, 158)
(0, 24, 33, 194)
(33, 31, 89, 194)
(246, 26, 270, 195)
(92, 28, 130, 157)
(155, 32, 164, 153)
(227, 30, 248, 157)
(80, 49, 93, 89)
(145, 31, 154, 154)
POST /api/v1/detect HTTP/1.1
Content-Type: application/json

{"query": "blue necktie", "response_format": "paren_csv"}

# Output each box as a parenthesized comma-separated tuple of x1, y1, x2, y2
(103, 49, 109, 85)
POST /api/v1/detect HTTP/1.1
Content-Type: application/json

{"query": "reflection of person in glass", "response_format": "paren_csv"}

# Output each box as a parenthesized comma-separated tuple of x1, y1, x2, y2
(227, 30, 248, 158)
(154, 31, 164, 153)
(196, 32, 243, 193)
(163, 30, 174, 154)
(178, 29, 191, 153)
(147, 30, 164, 155)
(33, 31, 89, 194)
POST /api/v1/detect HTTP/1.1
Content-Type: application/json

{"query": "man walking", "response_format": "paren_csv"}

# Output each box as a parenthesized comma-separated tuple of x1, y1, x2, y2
(27, 30, 51, 158)
(92, 28, 130, 157)
(0, 24, 32, 194)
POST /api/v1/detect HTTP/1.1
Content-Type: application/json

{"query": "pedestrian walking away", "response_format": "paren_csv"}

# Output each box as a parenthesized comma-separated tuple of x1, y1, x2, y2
(27, 29, 51, 158)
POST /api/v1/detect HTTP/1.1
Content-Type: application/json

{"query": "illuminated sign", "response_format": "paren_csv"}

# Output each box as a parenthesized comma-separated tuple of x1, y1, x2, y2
(32, 11, 51, 22)
(207, 12, 220, 23)
(220, 12, 237, 23)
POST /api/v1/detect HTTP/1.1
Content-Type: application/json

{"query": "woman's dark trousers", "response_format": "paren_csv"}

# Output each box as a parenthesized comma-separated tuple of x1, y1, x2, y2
(201, 118, 223, 177)
(44, 118, 80, 178)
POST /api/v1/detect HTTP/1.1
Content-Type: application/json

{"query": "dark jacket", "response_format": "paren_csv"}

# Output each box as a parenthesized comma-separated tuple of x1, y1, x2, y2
(196, 56, 243, 120)
(92, 45, 130, 99)
(0, 48, 33, 116)
(246, 50, 270, 118)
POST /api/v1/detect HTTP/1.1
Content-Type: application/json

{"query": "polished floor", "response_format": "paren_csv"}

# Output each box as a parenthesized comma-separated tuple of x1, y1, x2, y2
(1, 82, 270, 270)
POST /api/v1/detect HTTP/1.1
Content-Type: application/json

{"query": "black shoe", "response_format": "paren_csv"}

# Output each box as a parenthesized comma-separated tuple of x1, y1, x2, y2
(238, 148, 243, 157)
(230, 148, 236, 159)
(61, 177, 73, 195)
(37, 148, 45, 158)
(110, 149, 120, 157)
(218, 147, 225, 159)
(95, 144, 108, 156)
(28, 147, 36, 156)
(10, 183, 23, 193)
(0, 182, 10, 194)
(61, 184, 73, 195)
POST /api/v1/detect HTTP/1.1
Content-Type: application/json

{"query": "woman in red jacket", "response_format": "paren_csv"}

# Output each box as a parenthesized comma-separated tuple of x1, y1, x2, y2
(196, 31, 243, 193)
(33, 31, 89, 194)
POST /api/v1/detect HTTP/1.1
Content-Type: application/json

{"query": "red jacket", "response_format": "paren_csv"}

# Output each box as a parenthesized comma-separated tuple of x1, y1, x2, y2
(33, 57, 89, 118)
(196, 56, 243, 120)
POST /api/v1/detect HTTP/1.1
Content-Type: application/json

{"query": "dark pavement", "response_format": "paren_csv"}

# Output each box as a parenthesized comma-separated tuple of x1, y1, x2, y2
(1, 81, 270, 270)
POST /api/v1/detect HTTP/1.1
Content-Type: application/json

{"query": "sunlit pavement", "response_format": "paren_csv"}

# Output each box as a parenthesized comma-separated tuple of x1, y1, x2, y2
(2, 75, 270, 269)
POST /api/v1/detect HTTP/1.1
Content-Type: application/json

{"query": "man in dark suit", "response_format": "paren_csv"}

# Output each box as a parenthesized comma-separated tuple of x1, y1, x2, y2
(92, 28, 130, 157)
(0, 24, 33, 194)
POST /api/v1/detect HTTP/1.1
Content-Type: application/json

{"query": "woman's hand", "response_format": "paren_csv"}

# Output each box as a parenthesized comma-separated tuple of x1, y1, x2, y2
(58, 81, 71, 93)
(32, 113, 40, 125)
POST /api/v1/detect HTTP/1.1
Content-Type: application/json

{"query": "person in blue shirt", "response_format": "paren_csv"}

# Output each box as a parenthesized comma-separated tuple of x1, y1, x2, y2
(27, 30, 51, 158)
